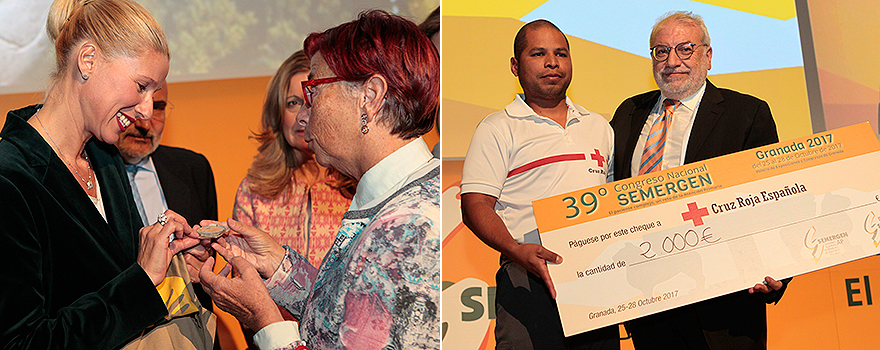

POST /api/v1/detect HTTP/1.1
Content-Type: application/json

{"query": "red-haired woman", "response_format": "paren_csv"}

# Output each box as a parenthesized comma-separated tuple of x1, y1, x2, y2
(199, 9, 440, 350)
(232, 49, 357, 347)
(233, 50, 355, 269)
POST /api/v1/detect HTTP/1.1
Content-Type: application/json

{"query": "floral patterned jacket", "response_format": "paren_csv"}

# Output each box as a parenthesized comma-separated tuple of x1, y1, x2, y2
(265, 165, 440, 350)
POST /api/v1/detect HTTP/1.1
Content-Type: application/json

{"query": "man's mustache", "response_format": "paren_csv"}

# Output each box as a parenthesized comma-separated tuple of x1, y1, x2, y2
(125, 127, 153, 139)
(662, 68, 690, 74)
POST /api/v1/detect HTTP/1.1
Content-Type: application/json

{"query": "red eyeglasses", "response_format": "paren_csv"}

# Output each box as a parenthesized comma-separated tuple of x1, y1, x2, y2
(301, 77, 344, 108)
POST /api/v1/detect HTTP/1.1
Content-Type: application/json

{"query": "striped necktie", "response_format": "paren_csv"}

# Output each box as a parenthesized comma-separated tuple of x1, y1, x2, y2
(639, 99, 680, 175)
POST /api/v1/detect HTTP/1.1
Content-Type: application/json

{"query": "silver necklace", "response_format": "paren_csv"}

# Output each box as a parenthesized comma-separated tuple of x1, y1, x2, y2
(35, 111, 94, 190)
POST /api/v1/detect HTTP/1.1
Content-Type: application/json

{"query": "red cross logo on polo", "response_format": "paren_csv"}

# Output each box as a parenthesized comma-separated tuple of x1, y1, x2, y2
(681, 201, 709, 226)
(590, 149, 605, 167)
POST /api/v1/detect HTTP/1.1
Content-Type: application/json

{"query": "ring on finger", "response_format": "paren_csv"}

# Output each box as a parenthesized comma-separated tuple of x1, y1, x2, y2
(157, 213, 168, 226)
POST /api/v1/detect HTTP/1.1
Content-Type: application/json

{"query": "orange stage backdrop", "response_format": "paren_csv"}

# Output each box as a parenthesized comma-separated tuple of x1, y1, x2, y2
(0, 77, 268, 350)
(0, 76, 439, 350)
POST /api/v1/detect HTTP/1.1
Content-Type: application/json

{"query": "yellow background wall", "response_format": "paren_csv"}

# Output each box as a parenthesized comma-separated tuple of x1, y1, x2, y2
(440, 0, 880, 349)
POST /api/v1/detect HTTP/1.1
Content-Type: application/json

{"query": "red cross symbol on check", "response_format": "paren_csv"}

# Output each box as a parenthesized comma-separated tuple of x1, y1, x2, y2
(681, 202, 709, 226)
(590, 149, 605, 167)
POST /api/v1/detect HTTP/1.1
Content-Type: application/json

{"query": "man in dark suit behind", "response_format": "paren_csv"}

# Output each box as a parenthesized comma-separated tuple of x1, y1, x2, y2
(610, 11, 789, 350)
(116, 83, 218, 349)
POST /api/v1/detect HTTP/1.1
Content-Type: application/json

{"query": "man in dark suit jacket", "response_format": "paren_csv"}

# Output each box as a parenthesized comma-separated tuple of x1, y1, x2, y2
(610, 11, 788, 350)
(148, 145, 217, 227)
(117, 83, 217, 228)
(116, 83, 218, 349)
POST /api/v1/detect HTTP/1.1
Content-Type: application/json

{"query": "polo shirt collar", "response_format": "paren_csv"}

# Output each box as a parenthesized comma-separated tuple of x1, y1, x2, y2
(506, 93, 589, 126)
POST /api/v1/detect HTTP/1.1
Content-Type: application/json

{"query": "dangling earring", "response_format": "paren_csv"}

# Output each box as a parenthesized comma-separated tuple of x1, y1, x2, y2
(361, 113, 369, 135)
(82, 73, 89, 81)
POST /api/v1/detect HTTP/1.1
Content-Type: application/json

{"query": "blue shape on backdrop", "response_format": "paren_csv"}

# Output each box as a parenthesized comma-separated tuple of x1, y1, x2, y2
(521, 0, 804, 75)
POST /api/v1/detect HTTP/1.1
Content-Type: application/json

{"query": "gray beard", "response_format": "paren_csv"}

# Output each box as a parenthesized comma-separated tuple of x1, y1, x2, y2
(656, 69, 707, 100)
(118, 134, 161, 164)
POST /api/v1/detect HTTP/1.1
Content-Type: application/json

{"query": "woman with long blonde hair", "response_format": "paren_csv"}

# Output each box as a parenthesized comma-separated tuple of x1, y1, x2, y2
(234, 50, 356, 269)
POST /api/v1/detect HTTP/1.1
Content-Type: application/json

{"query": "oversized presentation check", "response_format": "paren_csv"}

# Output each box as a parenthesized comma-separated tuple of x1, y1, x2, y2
(532, 123, 880, 337)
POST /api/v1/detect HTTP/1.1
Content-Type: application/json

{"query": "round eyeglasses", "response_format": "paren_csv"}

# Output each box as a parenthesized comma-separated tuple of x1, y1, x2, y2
(152, 100, 173, 121)
(650, 42, 706, 61)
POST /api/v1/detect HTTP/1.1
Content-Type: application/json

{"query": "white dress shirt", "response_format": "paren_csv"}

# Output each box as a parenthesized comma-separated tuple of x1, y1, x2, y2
(630, 82, 707, 175)
(128, 156, 168, 226)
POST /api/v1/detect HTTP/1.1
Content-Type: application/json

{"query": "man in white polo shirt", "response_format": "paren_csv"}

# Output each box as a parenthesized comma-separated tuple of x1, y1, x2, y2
(460, 19, 619, 350)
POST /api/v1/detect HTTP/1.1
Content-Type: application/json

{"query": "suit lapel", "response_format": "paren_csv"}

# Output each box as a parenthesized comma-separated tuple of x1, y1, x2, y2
(684, 80, 724, 164)
(43, 157, 112, 240)
(151, 146, 184, 215)
(41, 142, 137, 263)
(88, 141, 141, 260)
(9, 108, 138, 264)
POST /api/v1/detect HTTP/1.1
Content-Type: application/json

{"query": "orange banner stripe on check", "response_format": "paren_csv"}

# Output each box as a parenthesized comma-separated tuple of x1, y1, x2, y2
(533, 123, 880, 233)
